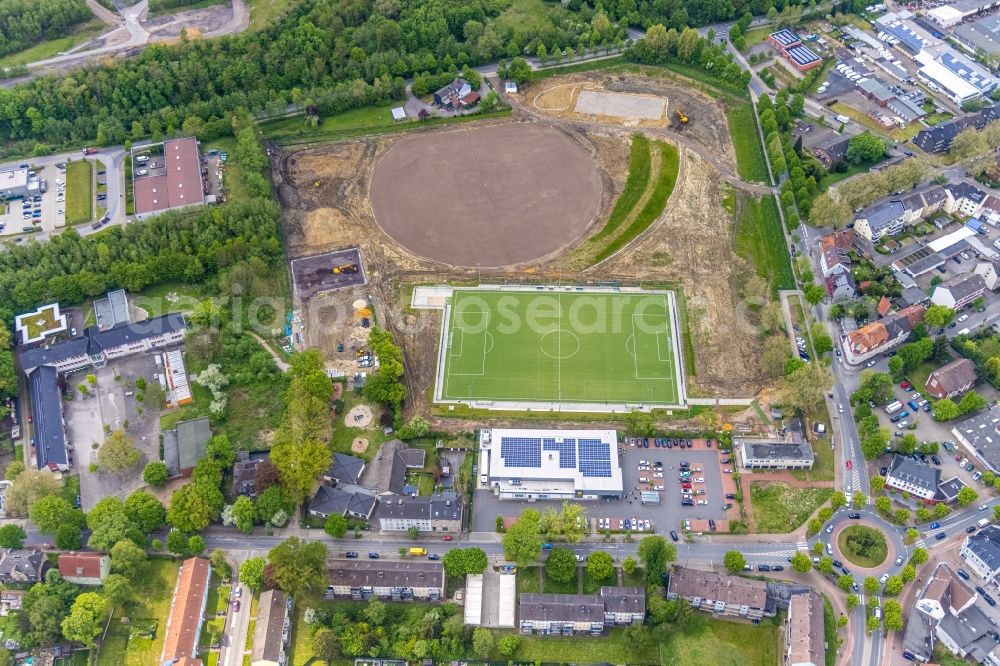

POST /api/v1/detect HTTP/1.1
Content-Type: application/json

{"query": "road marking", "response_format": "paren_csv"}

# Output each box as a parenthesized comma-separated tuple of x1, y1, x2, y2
(796, 541, 809, 550)
(914, 539, 927, 549)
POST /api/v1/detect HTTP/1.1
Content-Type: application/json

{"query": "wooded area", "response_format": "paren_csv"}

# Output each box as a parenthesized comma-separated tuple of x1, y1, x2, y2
(0, 0, 92, 57)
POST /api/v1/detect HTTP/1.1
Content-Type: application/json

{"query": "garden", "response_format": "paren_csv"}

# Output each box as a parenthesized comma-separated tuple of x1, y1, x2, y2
(96, 559, 179, 666)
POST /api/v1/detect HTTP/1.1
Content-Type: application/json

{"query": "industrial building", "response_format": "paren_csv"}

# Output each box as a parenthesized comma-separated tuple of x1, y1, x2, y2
(132, 137, 207, 219)
(479, 428, 623, 500)
(0, 167, 29, 199)
(735, 439, 815, 470)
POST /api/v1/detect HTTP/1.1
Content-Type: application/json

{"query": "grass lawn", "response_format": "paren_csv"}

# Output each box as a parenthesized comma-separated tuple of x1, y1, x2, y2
(750, 482, 834, 533)
(97, 559, 179, 666)
(131, 281, 206, 319)
(582, 567, 618, 593)
(660, 615, 781, 666)
(838, 525, 888, 568)
(261, 103, 400, 142)
(823, 595, 838, 666)
(18, 303, 63, 341)
(588, 135, 652, 246)
(506, 628, 659, 664)
(496, 0, 572, 43)
(907, 359, 950, 398)
(0, 19, 105, 70)
(820, 156, 888, 191)
(792, 408, 833, 482)
(543, 569, 579, 593)
(247, 0, 296, 28)
(65, 160, 93, 225)
(149, 0, 227, 16)
(735, 192, 795, 295)
(742, 27, 772, 49)
(728, 103, 770, 184)
(518, 567, 541, 594)
(622, 567, 645, 587)
(441, 288, 681, 405)
(330, 388, 393, 461)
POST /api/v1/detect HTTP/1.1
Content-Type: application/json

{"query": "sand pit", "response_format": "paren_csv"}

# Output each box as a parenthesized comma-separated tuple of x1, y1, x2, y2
(345, 404, 373, 428)
(574, 89, 666, 121)
(351, 437, 369, 454)
(369, 123, 602, 267)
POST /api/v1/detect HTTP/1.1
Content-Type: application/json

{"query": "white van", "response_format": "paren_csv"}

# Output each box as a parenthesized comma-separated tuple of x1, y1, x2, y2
(136, 168, 147, 176)
(135, 154, 149, 164)
(885, 400, 903, 414)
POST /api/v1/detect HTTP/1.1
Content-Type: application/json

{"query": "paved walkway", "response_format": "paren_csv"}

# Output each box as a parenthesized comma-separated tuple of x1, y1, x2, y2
(248, 331, 290, 372)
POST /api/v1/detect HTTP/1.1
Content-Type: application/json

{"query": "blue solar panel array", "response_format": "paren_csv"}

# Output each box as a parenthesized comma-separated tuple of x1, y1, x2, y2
(499, 436, 613, 478)
(543, 438, 577, 468)
(578, 439, 612, 478)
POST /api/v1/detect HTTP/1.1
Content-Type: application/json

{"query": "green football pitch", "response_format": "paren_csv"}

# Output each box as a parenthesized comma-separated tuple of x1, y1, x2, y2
(439, 289, 681, 405)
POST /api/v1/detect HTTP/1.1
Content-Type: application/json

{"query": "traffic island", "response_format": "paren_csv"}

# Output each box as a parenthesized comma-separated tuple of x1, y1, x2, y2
(836, 524, 889, 569)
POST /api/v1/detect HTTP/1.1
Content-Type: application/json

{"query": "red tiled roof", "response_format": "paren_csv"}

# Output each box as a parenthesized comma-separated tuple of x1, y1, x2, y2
(899, 304, 927, 328)
(134, 137, 205, 215)
(878, 296, 891, 316)
(161, 557, 210, 664)
(846, 322, 889, 353)
(58, 552, 105, 580)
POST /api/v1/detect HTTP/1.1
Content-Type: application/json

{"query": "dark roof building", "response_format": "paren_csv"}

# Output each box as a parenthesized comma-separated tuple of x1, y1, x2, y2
(377, 492, 463, 532)
(785, 591, 825, 666)
(232, 452, 269, 499)
(520, 593, 606, 625)
(324, 453, 366, 485)
(926, 358, 978, 399)
(163, 417, 211, 478)
(913, 103, 1000, 153)
(952, 406, 1000, 473)
(251, 589, 292, 666)
(360, 439, 425, 496)
(308, 485, 377, 520)
(0, 549, 49, 584)
(598, 586, 646, 617)
(27, 365, 68, 471)
(937, 476, 969, 503)
(961, 525, 1000, 583)
(809, 133, 852, 167)
(885, 454, 941, 500)
(327, 560, 445, 593)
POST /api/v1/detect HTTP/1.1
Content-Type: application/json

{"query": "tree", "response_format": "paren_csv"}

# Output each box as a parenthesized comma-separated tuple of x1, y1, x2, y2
(364, 598, 386, 626)
(803, 283, 826, 305)
(867, 615, 881, 634)
(723, 550, 747, 573)
(883, 599, 904, 631)
(5, 468, 63, 517)
(472, 627, 494, 659)
(503, 511, 542, 565)
(957, 486, 979, 507)
(901, 564, 916, 583)
(98, 430, 142, 473)
(61, 592, 109, 646)
(809, 193, 851, 228)
(934, 502, 952, 518)
(269, 436, 330, 506)
(830, 492, 847, 510)
(0, 524, 25, 549)
(324, 514, 348, 538)
(906, 527, 920, 541)
(837, 574, 854, 591)
(29, 496, 75, 534)
(884, 575, 903, 595)
(545, 548, 578, 583)
(3, 461, 23, 481)
(142, 461, 169, 487)
(167, 483, 215, 532)
(874, 496, 892, 515)
(951, 126, 989, 159)
(818, 556, 834, 575)
(312, 627, 338, 662)
(790, 552, 812, 572)
(924, 305, 956, 328)
(167, 529, 190, 555)
(637, 536, 675, 585)
(407, 526, 420, 540)
(911, 548, 928, 566)
(507, 57, 531, 83)
(125, 490, 166, 532)
(104, 574, 131, 608)
(622, 557, 637, 575)
(852, 491, 867, 508)
(227, 496, 256, 534)
(210, 548, 231, 579)
(888, 356, 903, 376)
(268, 537, 328, 599)
(498, 634, 520, 657)
(239, 557, 266, 591)
(864, 576, 880, 595)
(847, 594, 860, 610)
(959, 391, 988, 415)
(837, 614, 849, 629)
(894, 508, 909, 525)
(188, 535, 206, 555)
(778, 361, 831, 413)
(871, 476, 886, 493)
(56, 523, 83, 550)
(806, 518, 823, 537)
(110, 539, 147, 578)
(847, 132, 886, 164)
(443, 548, 488, 577)
(586, 551, 615, 581)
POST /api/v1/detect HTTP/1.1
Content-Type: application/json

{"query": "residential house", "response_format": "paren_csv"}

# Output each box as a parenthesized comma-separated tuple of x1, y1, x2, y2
(308, 484, 377, 521)
(232, 452, 268, 499)
(913, 103, 1000, 153)
(982, 195, 1000, 226)
(885, 454, 941, 500)
(359, 439, 426, 496)
(251, 589, 292, 666)
(0, 549, 49, 584)
(58, 552, 109, 586)
(786, 591, 825, 666)
(666, 567, 772, 620)
(945, 182, 988, 218)
(377, 492, 463, 533)
(898, 285, 929, 308)
(735, 439, 815, 470)
(878, 296, 893, 317)
(901, 563, 995, 664)
(519, 587, 645, 636)
(19, 312, 187, 472)
(853, 199, 907, 242)
(326, 560, 444, 601)
(974, 259, 1000, 290)
(160, 557, 211, 665)
(0, 590, 23, 616)
(819, 229, 855, 277)
(324, 452, 366, 485)
(433, 79, 475, 109)
(826, 272, 857, 301)
(809, 133, 852, 167)
(960, 525, 1000, 584)
(842, 305, 926, 365)
(888, 95, 928, 123)
(900, 185, 948, 224)
(931, 273, 987, 309)
(926, 358, 978, 399)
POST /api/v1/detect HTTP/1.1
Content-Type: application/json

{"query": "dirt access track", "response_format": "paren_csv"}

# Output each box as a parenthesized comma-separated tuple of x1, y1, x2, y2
(272, 69, 768, 404)
(369, 123, 603, 267)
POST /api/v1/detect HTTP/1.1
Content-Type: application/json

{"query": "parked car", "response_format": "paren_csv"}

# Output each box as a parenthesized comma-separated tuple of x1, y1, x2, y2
(669, 530, 679, 541)
(368, 552, 380, 559)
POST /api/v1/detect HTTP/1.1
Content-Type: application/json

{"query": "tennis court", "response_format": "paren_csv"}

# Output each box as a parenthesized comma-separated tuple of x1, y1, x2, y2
(438, 288, 683, 407)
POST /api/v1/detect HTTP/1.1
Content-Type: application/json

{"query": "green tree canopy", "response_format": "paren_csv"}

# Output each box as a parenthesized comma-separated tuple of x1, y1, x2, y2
(544, 548, 578, 583)
(723, 550, 746, 573)
(847, 132, 886, 164)
(267, 537, 328, 599)
(503, 510, 542, 565)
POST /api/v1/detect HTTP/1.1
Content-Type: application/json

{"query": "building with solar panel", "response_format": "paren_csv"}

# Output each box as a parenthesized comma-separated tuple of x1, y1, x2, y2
(479, 428, 623, 500)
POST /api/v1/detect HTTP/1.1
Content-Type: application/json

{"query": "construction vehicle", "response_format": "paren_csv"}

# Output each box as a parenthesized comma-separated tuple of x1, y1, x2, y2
(674, 110, 689, 125)
(332, 263, 358, 274)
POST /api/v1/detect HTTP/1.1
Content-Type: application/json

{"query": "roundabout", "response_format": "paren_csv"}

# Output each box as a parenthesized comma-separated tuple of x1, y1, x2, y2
(836, 524, 888, 569)
(823, 512, 907, 577)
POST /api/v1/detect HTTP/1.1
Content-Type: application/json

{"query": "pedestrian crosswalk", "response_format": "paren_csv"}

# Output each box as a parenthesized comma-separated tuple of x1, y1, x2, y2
(797, 541, 809, 550)
(913, 538, 927, 549)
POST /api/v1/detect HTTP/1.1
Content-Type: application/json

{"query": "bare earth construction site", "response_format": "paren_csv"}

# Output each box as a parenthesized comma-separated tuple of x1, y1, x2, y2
(272, 68, 771, 411)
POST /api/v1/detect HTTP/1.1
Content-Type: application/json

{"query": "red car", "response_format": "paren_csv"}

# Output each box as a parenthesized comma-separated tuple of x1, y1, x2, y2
(846, 460, 852, 469)
(900, 381, 910, 389)
(442, 535, 453, 541)
(681, 483, 692, 489)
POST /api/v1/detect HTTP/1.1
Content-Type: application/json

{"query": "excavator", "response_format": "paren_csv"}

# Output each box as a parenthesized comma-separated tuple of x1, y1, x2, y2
(674, 109, 689, 126)
(332, 263, 359, 274)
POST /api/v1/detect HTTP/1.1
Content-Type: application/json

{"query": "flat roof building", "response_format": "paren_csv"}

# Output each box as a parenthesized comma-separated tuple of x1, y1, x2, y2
(93, 289, 131, 330)
(14, 303, 68, 346)
(480, 428, 623, 500)
(162, 417, 211, 478)
(955, 14, 1000, 55)
(0, 167, 29, 199)
(133, 137, 206, 219)
(736, 438, 815, 470)
(952, 406, 1000, 473)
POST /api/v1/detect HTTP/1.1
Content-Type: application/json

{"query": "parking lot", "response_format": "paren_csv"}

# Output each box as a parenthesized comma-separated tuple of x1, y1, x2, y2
(472, 437, 738, 535)
(64, 354, 165, 509)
